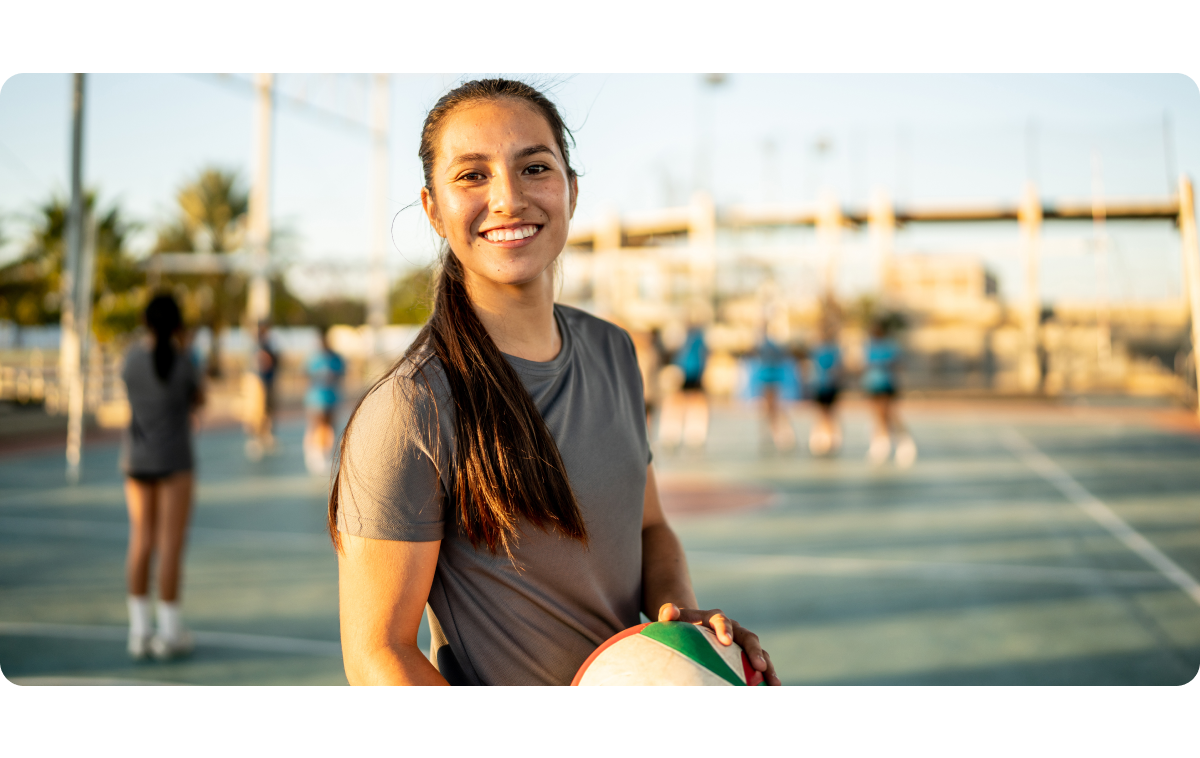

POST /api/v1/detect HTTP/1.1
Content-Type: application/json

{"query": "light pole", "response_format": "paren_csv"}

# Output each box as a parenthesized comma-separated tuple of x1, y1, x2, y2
(245, 73, 274, 329)
(60, 73, 92, 484)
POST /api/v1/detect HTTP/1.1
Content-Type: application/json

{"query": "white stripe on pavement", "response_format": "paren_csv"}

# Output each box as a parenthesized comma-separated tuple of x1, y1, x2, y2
(1001, 427, 1200, 607)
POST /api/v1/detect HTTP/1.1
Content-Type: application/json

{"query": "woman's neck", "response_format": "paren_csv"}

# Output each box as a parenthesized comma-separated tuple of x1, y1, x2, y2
(464, 268, 561, 363)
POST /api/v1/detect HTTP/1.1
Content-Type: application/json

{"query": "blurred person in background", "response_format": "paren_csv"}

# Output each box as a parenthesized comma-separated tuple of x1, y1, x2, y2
(304, 326, 346, 475)
(657, 323, 709, 452)
(808, 317, 844, 457)
(120, 293, 203, 661)
(245, 320, 278, 461)
(630, 327, 667, 427)
(863, 315, 916, 468)
(751, 329, 795, 452)
(330, 78, 778, 686)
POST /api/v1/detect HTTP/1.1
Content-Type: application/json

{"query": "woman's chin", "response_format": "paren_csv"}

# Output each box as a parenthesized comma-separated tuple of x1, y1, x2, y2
(464, 260, 558, 290)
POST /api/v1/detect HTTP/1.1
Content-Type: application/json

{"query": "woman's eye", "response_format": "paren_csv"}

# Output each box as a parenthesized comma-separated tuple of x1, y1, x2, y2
(458, 171, 486, 182)
(524, 164, 549, 175)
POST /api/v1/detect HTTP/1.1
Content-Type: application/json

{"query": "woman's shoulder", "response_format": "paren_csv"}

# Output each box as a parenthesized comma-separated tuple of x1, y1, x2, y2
(356, 344, 451, 419)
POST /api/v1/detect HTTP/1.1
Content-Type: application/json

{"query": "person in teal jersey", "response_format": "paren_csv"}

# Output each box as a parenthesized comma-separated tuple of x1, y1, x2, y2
(863, 316, 916, 467)
(303, 326, 346, 475)
(658, 322, 710, 452)
(808, 319, 843, 456)
(751, 331, 796, 452)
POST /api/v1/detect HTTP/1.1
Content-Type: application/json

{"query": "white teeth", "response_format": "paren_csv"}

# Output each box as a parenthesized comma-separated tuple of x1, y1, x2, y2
(485, 225, 538, 242)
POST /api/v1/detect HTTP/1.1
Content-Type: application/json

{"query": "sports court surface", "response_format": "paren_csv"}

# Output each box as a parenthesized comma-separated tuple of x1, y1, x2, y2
(1, 398, 1198, 685)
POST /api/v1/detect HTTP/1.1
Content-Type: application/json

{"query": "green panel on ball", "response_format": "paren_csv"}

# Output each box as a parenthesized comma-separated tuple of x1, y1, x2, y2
(639, 622, 745, 686)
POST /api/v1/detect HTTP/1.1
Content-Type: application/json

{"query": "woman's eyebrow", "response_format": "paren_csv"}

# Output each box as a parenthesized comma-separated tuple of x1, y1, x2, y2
(447, 152, 490, 169)
(446, 145, 555, 171)
(514, 144, 554, 160)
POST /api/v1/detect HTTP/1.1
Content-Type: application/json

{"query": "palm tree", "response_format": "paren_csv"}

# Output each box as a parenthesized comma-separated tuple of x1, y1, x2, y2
(0, 192, 143, 339)
(153, 167, 249, 377)
(174, 168, 248, 253)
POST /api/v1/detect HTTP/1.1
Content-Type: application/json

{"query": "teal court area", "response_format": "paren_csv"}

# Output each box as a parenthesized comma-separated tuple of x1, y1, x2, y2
(1, 399, 1198, 685)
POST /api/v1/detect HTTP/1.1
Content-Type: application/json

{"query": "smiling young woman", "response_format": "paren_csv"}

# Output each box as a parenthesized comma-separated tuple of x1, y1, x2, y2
(329, 78, 780, 686)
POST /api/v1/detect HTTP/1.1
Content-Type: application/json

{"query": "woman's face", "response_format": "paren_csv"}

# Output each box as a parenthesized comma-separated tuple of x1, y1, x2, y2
(422, 98, 577, 292)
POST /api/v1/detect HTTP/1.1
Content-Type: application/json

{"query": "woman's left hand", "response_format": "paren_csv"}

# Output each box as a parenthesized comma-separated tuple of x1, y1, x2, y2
(657, 603, 782, 686)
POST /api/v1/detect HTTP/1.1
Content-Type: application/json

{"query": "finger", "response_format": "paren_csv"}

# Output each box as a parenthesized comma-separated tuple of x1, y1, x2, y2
(660, 604, 707, 624)
(762, 650, 781, 686)
(735, 629, 768, 671)
(707, 612, 734, 645)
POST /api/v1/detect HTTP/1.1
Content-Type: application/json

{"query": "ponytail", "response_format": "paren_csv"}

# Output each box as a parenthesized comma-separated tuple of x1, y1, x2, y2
(144, 294, 183, 383)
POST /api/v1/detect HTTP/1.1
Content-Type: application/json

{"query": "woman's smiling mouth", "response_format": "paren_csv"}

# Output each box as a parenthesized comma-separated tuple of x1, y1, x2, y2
(482, 224, 541, 243)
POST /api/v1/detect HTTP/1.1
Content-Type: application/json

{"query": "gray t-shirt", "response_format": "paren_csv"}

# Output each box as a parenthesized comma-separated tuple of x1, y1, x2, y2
(337, 304, 651, 685)
(120, 340, 199, 476)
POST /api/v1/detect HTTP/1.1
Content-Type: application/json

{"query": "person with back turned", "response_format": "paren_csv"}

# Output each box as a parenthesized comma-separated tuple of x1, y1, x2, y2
(120, 293, 203, 660)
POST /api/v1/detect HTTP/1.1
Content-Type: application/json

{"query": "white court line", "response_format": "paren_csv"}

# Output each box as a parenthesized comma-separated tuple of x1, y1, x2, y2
(686, 551, 1168, 587)
(1001, 427, 1200, 607)
(0, 622, 342, 657)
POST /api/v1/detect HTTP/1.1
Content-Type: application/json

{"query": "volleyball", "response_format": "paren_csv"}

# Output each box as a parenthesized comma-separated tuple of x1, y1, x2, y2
(572, 621, 766, 686)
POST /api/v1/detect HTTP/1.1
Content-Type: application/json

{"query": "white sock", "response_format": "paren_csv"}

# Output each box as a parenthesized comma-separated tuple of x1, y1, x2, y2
(157, 600, 182, 640)
(128, 595, 151, 638)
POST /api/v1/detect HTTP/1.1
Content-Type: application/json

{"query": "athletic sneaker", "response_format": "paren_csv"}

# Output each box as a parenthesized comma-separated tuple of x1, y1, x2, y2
(128, 632, 151, 661)
(149, 630, 194, 661)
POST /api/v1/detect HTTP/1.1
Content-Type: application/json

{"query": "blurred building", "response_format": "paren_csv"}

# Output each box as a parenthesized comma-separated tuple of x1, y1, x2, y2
(558, 186, 1198, 404)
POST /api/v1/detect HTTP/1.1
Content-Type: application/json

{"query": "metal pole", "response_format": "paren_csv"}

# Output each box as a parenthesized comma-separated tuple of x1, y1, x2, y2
(1018, 181, 1042, 393)
(1178, 175, 1200, 418)
(817, 189, 842, 300)
(367, 74, 390, 362)
(868, 187, 895, 300)
(66, 211, 96, 483)
(245, 73, 274, 328)
(1091, 150, 1111, 364)
(61, 73, 86, 482)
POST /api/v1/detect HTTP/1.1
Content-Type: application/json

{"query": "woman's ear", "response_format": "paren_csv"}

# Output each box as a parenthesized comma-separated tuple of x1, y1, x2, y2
(568, 175, 578, 220)
(421, 186, 446, 238)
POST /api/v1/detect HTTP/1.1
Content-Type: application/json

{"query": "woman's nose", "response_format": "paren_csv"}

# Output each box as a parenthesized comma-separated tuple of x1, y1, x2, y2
(489, 169, 527, 215)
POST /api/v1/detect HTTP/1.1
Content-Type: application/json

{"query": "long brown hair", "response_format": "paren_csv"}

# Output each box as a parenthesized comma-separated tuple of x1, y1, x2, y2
(328, 78, 586, 557)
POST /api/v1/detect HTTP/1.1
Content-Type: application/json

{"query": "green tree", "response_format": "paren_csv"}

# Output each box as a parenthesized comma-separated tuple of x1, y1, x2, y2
(0, 192, 144, 340)
(158, 167, 249, 254)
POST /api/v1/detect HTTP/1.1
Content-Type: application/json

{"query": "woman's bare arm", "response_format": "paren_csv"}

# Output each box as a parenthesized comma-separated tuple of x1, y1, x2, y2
(337, 533, 449, 685)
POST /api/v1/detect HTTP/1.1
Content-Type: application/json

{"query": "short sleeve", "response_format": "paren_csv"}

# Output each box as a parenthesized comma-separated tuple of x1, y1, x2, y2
(336, 371, 447, 542)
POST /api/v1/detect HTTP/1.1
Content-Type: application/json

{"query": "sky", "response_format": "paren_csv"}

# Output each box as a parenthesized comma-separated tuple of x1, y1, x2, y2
(1, 73, 1198, 305)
